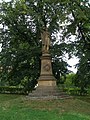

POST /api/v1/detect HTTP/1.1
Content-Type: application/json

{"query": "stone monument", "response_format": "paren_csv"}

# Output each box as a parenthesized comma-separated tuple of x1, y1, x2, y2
(29, 28, 69, 99)
(38, 28, 56, 87)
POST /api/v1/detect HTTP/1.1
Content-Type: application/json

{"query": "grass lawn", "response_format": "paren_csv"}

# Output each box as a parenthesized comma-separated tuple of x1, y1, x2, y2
(0, 94, 90, 120)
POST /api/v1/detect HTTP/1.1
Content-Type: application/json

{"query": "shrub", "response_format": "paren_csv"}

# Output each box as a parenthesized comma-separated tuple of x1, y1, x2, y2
(0, 86, 26, 94)
(64, 87, 88, 95)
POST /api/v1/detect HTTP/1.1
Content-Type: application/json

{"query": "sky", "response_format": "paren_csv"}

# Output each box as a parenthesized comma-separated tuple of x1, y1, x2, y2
(0, 0, 79, 73)
(67, 57, 78, 73)
(0, 0, 11, 2)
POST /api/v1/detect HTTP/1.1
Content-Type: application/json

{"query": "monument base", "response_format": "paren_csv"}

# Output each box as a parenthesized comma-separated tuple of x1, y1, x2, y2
(38, 80, 56, 86)
(28, 52, 71, 99)
(38, 74, 56, 86)
(28, 85, 70, 100)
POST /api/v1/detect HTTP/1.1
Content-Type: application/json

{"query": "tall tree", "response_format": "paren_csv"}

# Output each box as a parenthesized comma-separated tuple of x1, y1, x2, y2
(68, 0, 90, 92)
(0, 0, 90, 90)
(0, 0, 70, 87)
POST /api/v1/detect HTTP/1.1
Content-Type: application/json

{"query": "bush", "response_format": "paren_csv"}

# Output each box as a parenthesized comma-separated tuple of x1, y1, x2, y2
(64, 73, 75, 87)
(64, 87, 88, 95)
(0, 86, 26, 94)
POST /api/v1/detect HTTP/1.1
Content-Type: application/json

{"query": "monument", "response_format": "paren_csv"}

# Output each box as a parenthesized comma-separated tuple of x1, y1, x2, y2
(38, 28, 56, 87)
(29, 28, 69, 99)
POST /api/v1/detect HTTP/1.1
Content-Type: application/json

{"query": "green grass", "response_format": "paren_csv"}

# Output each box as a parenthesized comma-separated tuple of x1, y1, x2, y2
(0, 94, 90, 120)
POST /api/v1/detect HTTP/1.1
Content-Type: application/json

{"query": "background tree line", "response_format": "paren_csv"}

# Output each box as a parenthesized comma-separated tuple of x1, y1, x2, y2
(0, 0, 90, 94)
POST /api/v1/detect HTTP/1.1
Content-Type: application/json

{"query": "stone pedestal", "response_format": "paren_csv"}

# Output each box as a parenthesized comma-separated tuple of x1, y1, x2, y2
(38, 53, 56, 87)
(28, 52, 70, 99)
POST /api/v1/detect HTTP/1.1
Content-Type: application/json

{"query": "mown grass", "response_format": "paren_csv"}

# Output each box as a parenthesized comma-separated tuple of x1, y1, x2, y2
(0, 94, 90, 120)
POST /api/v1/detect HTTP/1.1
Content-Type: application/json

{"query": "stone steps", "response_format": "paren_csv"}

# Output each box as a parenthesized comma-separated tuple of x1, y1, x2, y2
(28, 86, 71, 100)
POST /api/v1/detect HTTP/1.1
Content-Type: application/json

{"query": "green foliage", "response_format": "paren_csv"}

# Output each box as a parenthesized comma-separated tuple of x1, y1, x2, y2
(64, 87, 88, 96)
(65, 73, 75, 87)
(0, 0, 90, 91)
(0, 0, 70, 87)
(0, 84, 38, 94)
(52, 58, 69, 84)
(63, 73, 89, 95)
(0, 86, 25, 94)
(62, 0, 90, 91)
(0, 0, 42, 86)
(21, 78, 38, 93)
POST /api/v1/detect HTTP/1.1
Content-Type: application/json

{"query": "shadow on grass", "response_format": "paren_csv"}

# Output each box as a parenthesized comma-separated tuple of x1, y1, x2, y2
(74, 94, 90, 103)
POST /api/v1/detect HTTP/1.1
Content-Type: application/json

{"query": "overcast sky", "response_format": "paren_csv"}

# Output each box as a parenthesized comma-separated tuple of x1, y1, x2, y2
(0, 0, 79, 73)
(0, 0, 11, 2)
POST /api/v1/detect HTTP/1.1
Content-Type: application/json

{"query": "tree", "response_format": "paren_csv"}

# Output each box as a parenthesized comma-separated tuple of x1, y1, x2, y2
(0, 0, 70, 87)
(65, 73, 75, 88)
(68, 0, 90, 92)
(57, 0, 90, 92)
(0, 0, 42, 86)
(0, 0, 90, 91)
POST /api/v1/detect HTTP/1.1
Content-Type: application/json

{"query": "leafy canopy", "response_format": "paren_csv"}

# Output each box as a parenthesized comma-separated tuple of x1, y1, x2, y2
(0, 0, 90, 90)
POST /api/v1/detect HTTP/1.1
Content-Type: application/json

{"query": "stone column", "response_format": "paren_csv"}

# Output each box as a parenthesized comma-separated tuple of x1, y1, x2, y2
(38, 53, 56, 86)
